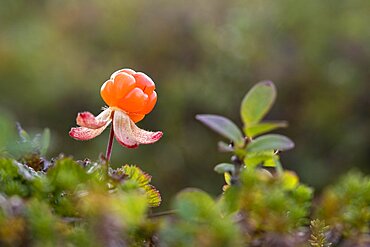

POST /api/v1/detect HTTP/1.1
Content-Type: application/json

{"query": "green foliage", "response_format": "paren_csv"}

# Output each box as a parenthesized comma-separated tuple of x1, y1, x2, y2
(160, 189, 243, 247)
(114, 165, 161, 207)
(195, 114, 244, 147)
(11, 124, 50, 160)
(0, 158, 37, 197)
(222, 168, 313, 233)
(241, 81, 276, 127)
(1, 0, 369, 209)
(196, 81, 369, 246)
(245, 121, 287, 138)
(0, 156, 161, 246)
(26, 199, 62, 246)
(315, 171, 370, 241)
(246, 134, 294, 153)
(0, 128, 163, 246)
(197, 81, 294, 179)
(243, 150, 275, 168)
(309, 219, 332, 247)
(0, 81, 369, 246)
(214, 163, 235, 174)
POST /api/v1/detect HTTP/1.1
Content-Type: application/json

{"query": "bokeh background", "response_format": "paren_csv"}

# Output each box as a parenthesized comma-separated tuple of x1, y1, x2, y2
(1, 0, 369, 209)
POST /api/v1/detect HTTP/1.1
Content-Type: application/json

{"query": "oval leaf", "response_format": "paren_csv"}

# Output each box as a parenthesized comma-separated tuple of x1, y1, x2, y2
(247, 134, 294, 153)
(214, 163, 235, 174)
(241, 81, 276, 126)
(243, 150, 275, 167)
(196, 114, 243, 145)
(245, 121, 287, 138)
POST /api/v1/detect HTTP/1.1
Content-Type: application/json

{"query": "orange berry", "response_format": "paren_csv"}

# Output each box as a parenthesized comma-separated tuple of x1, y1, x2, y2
(117, 87, 148, 113)
(143, 91, 157, 114)
(100, 80, 117, 106)
(111, 72, 135, 100)
(134, 72, 155, 94)
(101, 68, 158, 122)
(128, 113, 145, 123)
(110, 68, 136, 79)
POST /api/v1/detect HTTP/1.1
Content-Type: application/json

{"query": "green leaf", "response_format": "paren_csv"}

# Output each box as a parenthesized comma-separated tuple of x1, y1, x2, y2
(47, 158, 89, 191)
(218, 141, 234, 152)
(241, 81, 276, 126)
(221, 186, 240, 214)
(245, 121, 287, 138)
(40, 128, 50, 156)
(244, 150, 274, 167)
(114, 191, 148, 226)
(144, 184, 161, 207)
(118, 165, 152, 187)
(214, 163, 235, 174)
(174, 188, 216, 220)
(115, 165, 161, 207)
(282, 171, 299, 190)
(196, 114, 244, 145)
(224, 172, 232, 186)
(247, 134, 294, 153)
(16, 122, 30, 143)
(263, 157, 277, 167)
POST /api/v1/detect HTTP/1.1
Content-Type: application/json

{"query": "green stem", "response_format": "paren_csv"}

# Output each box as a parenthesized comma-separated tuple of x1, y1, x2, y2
(148, 210, 177, 218)
(275, 159, 283, 176)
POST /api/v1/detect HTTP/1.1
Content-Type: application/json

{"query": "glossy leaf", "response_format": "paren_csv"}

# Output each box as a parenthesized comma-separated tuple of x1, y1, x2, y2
(196, 114, 244, 145)
(247, 134, 294, 153)
(214, 163, 235, 174)
(245, 121, 287, 138)
(241, 81, 276, 126)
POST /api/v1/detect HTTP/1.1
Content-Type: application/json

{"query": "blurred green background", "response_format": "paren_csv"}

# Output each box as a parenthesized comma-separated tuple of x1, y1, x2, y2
(1, 0, 369, 208)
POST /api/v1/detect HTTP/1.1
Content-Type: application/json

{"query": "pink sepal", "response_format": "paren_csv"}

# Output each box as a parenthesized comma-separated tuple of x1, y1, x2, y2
(76, 108, 112, 129)
(69, 121, 111, 141)
(113, 110, 162, 148)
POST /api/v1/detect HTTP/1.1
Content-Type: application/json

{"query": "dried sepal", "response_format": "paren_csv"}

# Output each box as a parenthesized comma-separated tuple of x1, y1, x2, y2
(76, 108, 112, 129)
(69, 122, 111, 141)
(113, 110, 162, 148)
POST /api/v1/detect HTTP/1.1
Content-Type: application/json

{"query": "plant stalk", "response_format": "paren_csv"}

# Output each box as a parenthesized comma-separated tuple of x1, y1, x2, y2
(105, 125, 114, 162)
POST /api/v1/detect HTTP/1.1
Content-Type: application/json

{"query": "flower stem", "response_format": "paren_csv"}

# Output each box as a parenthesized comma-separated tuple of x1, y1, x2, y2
(105, 125, 114, 163)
